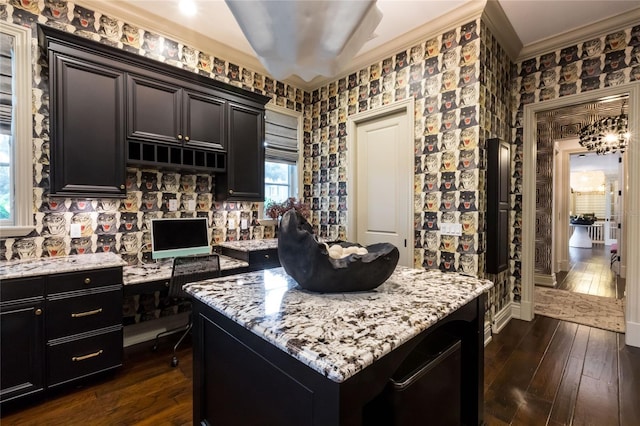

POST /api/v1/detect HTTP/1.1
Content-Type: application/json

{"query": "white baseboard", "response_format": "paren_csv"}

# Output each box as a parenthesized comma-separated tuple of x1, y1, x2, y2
(123, 312, 190, 348)
(625, 320, 640, 348)
(484, 321, 492, 346)
(491, 304, 512, 334)
(534, 273, 557, 288)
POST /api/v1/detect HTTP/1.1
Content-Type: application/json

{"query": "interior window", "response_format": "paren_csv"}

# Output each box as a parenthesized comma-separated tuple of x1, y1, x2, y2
(0, 22, 34, 237)
(263, 105, 302, 215)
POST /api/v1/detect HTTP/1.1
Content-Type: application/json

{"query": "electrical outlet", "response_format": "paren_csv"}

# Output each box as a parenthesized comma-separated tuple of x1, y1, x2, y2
(441, 223, 462, 236)
(168, 199, 178, 211)
(241, 219, 248, 230)
(70, 223, 82, 238)
(228, 219, 235, 229)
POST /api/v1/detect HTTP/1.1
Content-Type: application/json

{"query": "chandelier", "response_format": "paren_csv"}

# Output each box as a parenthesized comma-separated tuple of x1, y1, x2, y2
(578, 111, 630, 155)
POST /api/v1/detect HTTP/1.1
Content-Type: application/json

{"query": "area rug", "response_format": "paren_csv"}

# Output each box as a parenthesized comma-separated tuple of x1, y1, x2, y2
(534, 287, 625, 333)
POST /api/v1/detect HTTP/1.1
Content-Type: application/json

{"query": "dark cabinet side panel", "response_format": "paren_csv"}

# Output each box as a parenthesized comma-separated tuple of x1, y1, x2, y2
(486, 138, 510, 274)
(51, 55, 125, 197)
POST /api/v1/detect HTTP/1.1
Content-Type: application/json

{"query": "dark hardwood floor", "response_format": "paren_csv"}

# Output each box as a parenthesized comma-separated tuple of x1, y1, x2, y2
(555, 244, 625, 299)
(2, 246, 637, 425)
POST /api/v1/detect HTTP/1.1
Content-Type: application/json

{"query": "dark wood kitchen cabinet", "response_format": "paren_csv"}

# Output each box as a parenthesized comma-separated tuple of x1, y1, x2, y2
(40, 26, 126, 198)
(215, 102, 266, 201)
(0, 277, 45, 404)
(39, 24, 269, 199)
(0, 267, 123, 406)
(127, 74, 226, 151)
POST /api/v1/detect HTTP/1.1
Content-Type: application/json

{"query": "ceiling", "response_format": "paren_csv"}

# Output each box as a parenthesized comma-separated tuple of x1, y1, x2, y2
(83, 0, 640, 89)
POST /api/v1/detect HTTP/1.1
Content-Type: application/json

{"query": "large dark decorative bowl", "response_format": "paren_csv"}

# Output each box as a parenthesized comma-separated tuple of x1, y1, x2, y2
(570, 216, 595, 225)
(277, 210, 399, 293)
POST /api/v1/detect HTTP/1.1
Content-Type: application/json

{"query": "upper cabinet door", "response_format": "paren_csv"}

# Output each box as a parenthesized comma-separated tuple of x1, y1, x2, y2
(183, 90, 226, 151)
(126, 74, 182, 145)
(50, 54, 126, 198)
(218, 102, 265, 201)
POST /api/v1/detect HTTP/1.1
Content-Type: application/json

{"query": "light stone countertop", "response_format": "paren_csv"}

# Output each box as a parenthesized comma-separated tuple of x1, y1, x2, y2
(0, 252, 126, 280)
(122, 255, 249, 286)
(216, 238, 279, 252)
(184, 266, 493, 383)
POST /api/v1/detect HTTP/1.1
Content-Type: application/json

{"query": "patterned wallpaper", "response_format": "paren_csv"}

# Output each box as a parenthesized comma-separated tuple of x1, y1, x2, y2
(478, 22, 513, 314)
(510, 24, 640, 297)
(0, 0, 306, 264)
(304, 19, 486, 277)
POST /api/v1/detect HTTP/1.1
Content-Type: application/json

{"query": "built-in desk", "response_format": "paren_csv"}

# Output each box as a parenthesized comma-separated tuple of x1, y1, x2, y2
(122, 255, 249, 295)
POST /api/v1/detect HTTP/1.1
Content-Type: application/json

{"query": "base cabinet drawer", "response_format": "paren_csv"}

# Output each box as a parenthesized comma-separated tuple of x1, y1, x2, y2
(47, 327, 123, 387)
(47, 287, 122, 340)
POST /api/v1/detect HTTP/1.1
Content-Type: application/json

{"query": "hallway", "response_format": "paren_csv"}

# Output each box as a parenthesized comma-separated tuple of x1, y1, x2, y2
(555, 244, 625, 300)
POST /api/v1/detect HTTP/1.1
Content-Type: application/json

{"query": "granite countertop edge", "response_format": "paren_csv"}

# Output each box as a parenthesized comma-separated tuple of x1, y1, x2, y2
(185, 266, 493, 383)
(0, 252, 127, 280)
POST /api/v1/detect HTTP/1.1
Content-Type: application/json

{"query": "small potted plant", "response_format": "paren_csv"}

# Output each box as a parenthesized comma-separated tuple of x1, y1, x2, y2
(265, 197, 310, 222)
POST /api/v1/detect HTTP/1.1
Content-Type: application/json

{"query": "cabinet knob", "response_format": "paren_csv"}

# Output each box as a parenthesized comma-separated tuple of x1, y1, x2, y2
(120, 184, 125, 190)
(184, 136, 190, 141)
(164, 281, 169, 287)
(177, 134, 183, 140)
(35, 308, 43, 316)
(264, 254, 270, 259)
(84, 277, 91, 284)
(229, 190, 234, 194)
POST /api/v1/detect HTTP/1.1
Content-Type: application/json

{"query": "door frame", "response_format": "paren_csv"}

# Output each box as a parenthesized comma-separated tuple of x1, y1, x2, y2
(346, 98, 414, 265)
(523, 82, 640, 347)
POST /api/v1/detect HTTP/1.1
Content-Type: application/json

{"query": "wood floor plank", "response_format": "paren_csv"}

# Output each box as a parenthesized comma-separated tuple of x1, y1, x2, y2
(573, 328, 619, 426)
(511, 393, 553, 426)
(617, 334, 640, 426)
(484, 316, 559, 423)
(527, 321, 578, 402)
(484, 318, 536, 390)
(548, 324, 590, 425)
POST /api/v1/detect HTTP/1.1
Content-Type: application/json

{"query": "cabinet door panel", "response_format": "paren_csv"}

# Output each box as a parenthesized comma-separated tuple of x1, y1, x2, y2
(127, 74, 181, 145)
(183, 90, 226, 151)
(220, 103, 265, 201)
(0, 301, 44, 403)
(51, 55, 126, 197)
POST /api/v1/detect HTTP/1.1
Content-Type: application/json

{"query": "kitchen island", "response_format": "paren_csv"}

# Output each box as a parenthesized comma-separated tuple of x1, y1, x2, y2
(185, 266, 493, 425)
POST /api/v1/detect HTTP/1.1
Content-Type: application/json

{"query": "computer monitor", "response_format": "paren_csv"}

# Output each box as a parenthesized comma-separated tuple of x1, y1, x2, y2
(150, 217, 211, 260)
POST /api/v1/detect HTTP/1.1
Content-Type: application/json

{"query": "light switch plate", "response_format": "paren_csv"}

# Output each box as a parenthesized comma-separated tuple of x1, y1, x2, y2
(241, 219, 248, 229)
(228, 219, 235, 229)
(188, 200, 196, 211)
(441, 223, 462, 236)
(168, 199, 178, 211)
(70, 223, 82, 238)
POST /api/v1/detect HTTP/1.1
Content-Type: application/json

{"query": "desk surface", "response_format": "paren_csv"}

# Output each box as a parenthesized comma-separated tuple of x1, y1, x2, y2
(123, 255, 248, 286)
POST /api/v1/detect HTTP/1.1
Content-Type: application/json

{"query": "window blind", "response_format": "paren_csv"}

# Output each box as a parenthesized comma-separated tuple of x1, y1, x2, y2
(0, 33, 12, 135)
(265, 109, 298, 164)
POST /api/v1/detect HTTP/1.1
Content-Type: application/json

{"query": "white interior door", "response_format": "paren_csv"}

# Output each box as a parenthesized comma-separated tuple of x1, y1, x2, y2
(353, 111, 411, 266)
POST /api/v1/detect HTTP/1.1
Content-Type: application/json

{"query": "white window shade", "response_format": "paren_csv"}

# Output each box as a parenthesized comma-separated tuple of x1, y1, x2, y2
(265, 109, 298, 164)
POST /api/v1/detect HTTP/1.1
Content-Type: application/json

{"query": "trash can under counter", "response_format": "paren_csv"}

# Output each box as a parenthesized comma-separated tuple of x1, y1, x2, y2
(364, 333, 462, 425)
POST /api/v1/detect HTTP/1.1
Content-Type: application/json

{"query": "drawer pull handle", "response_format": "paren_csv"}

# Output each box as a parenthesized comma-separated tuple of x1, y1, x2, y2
(84, 277, 91, 284)
(72, 350, 103, 362)
(71, 308, 103, 318)
(35, 308, 43, 316)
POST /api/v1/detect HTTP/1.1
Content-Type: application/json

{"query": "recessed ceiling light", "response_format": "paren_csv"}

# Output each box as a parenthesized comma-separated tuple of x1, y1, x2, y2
(179, 0, 197, 16)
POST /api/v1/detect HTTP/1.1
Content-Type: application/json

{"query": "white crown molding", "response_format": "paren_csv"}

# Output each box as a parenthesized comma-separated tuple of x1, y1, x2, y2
(481, 0, 522, 61)
(517, 6, 640, 62)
